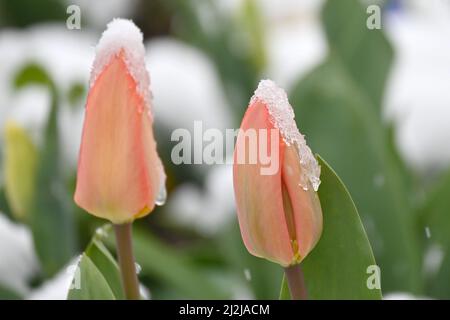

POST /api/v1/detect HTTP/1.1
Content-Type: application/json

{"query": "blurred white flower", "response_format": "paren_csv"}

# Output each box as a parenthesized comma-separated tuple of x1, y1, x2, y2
(146, 38, 233, 131)
(0, 24, 95, 171)
(257, 0, 327, 88)
(0, 213, 39, 296)
(5, 86, 50, 147)
(206, 0, 327, 88)
(265, 11, 327, 89)
(168, 163, 235, 235)
(384, 1, 450, 172)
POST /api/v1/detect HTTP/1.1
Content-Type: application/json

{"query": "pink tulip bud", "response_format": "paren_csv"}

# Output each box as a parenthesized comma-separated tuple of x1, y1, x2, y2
(233, 80, 323, 267)
(74, 19, 165, 224)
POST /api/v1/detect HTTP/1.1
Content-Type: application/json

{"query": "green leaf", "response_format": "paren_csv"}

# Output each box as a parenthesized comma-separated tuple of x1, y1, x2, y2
(0, 285, 22, 300)
(0, 0, 66, 28)
(68, 226, 123, 300)
(237, 0, 266, 71)
(67, 254, 116, 300)
(66, 82, 86, 108)
(322, 0, 393, 109)
(289, 57, 421, 293)
(85, 238, 124, 299)
(0, 188, 13, 218)
(279, 157, 381, 299)
(279, 275, 290, 300)
(14, 63, 54, 89)
(97, 223, 230, 299)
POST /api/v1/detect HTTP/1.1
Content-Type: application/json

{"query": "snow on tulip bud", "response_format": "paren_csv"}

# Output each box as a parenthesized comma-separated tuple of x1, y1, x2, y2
(74, 19, 166, 224)
(233, 80, 323, 267)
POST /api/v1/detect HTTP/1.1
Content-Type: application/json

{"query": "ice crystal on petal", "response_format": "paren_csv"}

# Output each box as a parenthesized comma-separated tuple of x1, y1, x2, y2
(90, 18, 152, 112)
(251, 79, 321, 191)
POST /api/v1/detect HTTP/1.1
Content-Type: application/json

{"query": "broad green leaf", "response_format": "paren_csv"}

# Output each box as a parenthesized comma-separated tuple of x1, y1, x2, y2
(278, 158, 381, 299)
(300, 156, 381, 299)
(3, 121, 38, 221)
(67, 254, 115, 300)
(420, 169, 450, 298)
(13, 63, 76, 276)
(85, 238, 124, 299)
(322, 0, 393, 109)
(68, 226, 124, 300)
(290, 57, 421, 293)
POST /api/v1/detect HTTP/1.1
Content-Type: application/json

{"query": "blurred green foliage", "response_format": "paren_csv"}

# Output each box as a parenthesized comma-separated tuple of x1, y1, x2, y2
(13, 63, 76, 277)
(420, 170, 450, 298)
(0, 0, 66, 28)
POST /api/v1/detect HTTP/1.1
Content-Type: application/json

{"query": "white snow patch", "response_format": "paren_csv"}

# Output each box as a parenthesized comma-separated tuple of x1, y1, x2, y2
(384, 5, 450, 172)
(0, 213, 39, 295)
(91, 18, 152, 110)
(145, 38, 232, 131)
(27, 258, 78, 300)
(168, 163, 235, 235)
(251, 79, 320, 191)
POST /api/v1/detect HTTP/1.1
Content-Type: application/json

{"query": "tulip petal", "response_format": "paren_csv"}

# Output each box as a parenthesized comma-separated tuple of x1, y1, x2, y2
(282, 144, 323, 262)
(233, 99, 294, 266)
(74, 54, 161, 224)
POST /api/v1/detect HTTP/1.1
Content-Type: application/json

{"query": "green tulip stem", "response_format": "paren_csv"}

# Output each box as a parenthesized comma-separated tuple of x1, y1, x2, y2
(284, 264, 307, 300)
(114, 222, 140, 300)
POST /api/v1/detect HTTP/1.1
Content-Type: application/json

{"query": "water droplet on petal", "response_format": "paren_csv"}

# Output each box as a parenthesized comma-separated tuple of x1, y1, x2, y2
(135, 263, 142, 274)
(155, 186, 166, 206)
(155, 165, 167, 206)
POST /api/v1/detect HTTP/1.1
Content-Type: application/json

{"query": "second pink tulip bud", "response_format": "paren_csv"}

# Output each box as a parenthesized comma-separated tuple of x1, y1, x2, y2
(233, 80, 323, 267)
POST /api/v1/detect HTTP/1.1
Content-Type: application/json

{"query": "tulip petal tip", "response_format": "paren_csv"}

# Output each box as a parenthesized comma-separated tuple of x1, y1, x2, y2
(90, 18, 152, 111)
(251, 79, 321, 191)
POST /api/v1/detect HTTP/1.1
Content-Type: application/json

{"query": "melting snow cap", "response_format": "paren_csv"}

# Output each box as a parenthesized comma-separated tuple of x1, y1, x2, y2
(90, 18, 152, 110)
(251, 79, 321, 191)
